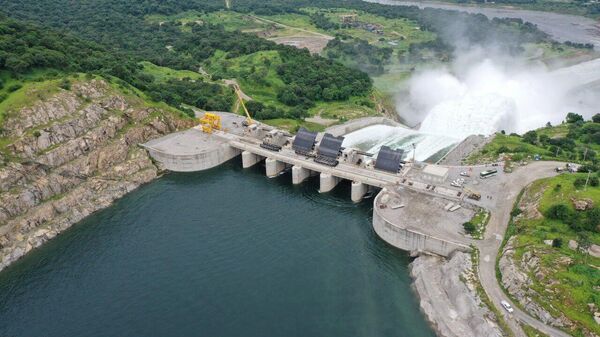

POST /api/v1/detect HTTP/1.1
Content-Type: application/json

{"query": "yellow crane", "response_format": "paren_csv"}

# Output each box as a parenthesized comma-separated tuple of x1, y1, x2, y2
(231, 83, 255, 126)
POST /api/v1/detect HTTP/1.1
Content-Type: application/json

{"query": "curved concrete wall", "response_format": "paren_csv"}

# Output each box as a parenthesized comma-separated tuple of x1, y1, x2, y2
(372, 193, 470, 257)
(147, 143, 241, 172)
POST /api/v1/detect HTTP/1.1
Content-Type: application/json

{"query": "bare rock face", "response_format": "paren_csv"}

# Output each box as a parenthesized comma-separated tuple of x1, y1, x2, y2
(411, 252, 503, 337)
(571, 197, 594, 211)
(499, 237, 572, 328)
(0, 79, 193, 272)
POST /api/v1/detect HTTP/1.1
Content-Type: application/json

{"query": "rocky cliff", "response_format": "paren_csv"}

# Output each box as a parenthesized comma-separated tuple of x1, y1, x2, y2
(0, 78, 193, 272)
(411, 252, 504, 337)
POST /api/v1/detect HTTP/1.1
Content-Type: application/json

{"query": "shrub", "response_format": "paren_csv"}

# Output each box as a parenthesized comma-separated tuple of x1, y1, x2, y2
(552, 238, 563, 248)
(496, 145, 510, 154)
(590, 177, 599, 187)
(7, 83, 22, 92)
(546, 203, 572, 221)
(573, 177, 586, 189)
(511, 207, 522, 217)
(59, 79, 71, 90)
(463, 222, 476, 234)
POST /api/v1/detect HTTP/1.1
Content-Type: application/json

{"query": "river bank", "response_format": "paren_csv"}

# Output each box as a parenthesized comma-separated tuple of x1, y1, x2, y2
(410, 252, 504, 337)
(0, 78, 192, 272)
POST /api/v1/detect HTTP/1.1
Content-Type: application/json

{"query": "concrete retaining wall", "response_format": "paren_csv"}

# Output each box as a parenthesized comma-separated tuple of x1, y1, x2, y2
(146, 143, 241, 172)
(372, 194, 470, 257)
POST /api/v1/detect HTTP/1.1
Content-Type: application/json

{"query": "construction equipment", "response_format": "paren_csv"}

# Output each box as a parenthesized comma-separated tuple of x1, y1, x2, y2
(463, 187, 481, 201)
(231, 83, 255, 126)
(199, 112, 222, 134)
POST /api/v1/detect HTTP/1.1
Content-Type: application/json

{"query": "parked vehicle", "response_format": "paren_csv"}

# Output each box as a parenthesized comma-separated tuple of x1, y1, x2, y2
(501, 300, 514, 313)
(480, 169, 498, 179)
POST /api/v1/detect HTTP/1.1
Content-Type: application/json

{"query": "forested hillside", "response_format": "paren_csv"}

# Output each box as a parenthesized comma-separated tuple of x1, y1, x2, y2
(0, 0, 372, 124)
(0, 0, 567, 128)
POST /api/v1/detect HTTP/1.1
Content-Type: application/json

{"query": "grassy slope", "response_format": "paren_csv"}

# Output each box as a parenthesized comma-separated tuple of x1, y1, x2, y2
(507, 174, 599, 336)
(139, 61, 206, 82)
(467, 123, 600, 164)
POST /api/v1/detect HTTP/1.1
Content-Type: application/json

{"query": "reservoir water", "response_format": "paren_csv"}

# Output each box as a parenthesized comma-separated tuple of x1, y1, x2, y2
(0, 160, 435, 337)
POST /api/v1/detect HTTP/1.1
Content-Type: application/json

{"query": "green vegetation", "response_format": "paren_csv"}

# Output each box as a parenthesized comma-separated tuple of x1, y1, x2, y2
(262, 118, 325, 133)
(468, 114, 600, 166)
(522, 323, 549, 337)
(500, 175, 600, 336)
(465, 208, 490, 239)
(0, 0, 373, 126)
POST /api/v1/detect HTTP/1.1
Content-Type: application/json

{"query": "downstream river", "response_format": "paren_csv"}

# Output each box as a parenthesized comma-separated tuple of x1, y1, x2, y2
(365, 0, 600, 47)
(0, 160, 435, 337)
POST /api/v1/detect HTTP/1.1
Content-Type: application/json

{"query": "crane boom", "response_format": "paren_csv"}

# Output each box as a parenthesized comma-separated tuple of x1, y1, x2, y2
(232, 83, 254, 126)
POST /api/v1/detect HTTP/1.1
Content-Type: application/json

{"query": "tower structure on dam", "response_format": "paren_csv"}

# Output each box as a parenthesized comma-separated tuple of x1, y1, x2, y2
(142, 112, 477, 257)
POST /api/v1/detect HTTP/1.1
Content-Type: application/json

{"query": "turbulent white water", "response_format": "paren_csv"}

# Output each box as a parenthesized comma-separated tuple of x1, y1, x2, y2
(342, 125, 459, 162)
(410, 57, 600, 138)
(344, 57, 600, 162)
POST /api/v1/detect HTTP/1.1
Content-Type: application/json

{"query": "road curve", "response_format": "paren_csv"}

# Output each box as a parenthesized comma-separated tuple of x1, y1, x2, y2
(473, 161, 571, 337)
(364, 0, 600, 48)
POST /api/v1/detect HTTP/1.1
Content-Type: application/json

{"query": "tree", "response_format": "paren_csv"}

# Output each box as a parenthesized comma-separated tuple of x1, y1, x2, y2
(463, 222, 476, 234)
(592, 113, 600, 123)
(546, 203, 572, 221)
(566, 112, 584, 124)
(522, 130, 538, 144)
(586, 207, 600, 232)
(577, 232, 592, 262)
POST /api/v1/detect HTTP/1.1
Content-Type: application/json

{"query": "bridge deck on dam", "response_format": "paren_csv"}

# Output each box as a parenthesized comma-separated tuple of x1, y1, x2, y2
(142, 112, 482, 257)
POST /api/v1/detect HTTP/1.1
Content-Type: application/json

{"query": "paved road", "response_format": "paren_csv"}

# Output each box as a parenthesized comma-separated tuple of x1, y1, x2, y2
(472, 161, 572, 337)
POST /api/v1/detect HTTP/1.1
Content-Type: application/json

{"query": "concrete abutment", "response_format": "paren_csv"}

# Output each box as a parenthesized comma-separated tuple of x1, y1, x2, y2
(242, 150, 263, 168)
(319, 173, 340, 193)
(265, 158, 286, 178)
(351, 181, 368, 203)
(291, 165, 312, 185)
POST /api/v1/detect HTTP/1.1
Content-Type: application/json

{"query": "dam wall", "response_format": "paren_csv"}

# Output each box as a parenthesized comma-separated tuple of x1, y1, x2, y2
(372, 192, 471, 257)
(143, 131, 241, 172)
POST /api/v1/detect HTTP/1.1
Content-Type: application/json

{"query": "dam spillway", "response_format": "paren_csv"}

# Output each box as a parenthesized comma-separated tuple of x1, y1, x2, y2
(142, 112, 479, 257)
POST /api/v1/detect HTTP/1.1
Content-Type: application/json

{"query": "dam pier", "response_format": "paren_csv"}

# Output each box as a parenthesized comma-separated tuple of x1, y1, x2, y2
(142, 112, 486, 257)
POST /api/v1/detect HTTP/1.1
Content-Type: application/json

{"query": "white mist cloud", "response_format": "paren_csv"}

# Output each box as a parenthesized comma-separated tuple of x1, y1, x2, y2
(400, 51, 600, 140)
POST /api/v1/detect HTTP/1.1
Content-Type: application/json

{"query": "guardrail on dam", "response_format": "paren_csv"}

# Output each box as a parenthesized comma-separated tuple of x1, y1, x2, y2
(141, 112, 474, 257)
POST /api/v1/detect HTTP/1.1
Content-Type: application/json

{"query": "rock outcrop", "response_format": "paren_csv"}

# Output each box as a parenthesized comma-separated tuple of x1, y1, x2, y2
(0, 79, 193, 272)
(499, 237, 572, 329)
(411, 252, 503, 337)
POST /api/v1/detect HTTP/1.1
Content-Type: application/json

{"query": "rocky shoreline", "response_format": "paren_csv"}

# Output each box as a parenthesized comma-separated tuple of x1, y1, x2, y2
(410, 252, 504, 337)
(0, 79, 192, 272)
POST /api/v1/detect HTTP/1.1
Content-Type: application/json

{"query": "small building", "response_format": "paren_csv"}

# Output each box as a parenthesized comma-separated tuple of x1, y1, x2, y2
(421, 165, 449, 183)
(340, 14, 358, 24)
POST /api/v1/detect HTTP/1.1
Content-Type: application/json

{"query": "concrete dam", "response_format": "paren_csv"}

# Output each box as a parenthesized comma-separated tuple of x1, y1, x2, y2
(142, 112, 484, 257)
